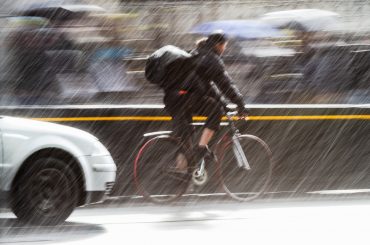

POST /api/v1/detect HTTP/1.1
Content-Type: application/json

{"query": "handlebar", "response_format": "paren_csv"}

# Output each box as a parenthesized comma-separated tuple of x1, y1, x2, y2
(226, 111, 238, 117)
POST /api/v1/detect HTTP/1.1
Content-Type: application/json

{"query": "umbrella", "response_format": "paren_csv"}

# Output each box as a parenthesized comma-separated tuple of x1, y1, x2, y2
(17, 4, 106, 21)
(260, 9, 341, 32)
(190, 20, 285, 40)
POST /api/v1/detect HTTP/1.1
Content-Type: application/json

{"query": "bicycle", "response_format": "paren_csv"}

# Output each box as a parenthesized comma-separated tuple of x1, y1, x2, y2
(134, 110, 274, 203)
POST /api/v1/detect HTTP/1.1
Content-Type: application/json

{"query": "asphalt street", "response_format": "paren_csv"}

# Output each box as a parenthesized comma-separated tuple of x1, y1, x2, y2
(1, 196, 370, 245)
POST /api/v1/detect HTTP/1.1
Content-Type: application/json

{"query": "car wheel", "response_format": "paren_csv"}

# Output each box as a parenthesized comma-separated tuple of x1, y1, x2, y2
(11, 157, 79, 225)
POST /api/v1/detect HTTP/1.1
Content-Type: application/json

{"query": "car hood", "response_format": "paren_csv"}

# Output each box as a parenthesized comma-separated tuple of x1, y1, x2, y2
(0, 116, 98, 142)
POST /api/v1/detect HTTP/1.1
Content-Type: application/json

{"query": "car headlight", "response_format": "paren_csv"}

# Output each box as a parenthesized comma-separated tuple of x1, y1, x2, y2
(88, 140, 111, 157)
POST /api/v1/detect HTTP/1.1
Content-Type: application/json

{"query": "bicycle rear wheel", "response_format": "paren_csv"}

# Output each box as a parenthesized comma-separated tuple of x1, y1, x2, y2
(217, 134, 274, 201)
(134, 135, 191, 203)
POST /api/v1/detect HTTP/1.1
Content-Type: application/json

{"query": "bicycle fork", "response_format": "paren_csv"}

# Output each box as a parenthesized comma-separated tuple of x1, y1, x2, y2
(232, 134, 251, 170)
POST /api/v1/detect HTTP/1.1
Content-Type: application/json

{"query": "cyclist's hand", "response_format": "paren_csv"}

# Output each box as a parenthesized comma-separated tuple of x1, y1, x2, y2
(237, 107, 249, 118)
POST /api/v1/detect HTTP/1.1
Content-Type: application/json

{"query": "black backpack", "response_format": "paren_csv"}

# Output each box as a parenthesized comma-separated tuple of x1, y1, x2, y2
(145, 45, 194, 89)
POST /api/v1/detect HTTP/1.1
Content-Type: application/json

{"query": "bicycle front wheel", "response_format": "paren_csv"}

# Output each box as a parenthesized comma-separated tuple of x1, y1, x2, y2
(217, 134, 274, 201)
(134, 136, 191, 204)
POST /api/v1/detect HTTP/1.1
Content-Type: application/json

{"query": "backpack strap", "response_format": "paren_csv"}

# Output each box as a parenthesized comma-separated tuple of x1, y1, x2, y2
(181, 53, 206, 87)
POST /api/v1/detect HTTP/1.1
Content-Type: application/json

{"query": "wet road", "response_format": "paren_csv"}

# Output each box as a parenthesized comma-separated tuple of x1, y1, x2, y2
(1, 197, 370, 245)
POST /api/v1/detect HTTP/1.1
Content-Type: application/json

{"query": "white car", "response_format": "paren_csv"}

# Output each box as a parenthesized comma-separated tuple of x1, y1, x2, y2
(0, 116, 116, 225)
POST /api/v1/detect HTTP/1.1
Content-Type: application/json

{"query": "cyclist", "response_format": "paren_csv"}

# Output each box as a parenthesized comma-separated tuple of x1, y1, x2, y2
(163, 32, 248, 171)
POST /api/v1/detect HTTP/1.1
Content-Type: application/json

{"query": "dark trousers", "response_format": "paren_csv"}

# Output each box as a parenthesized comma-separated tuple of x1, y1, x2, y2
(164, 91, 224, 140)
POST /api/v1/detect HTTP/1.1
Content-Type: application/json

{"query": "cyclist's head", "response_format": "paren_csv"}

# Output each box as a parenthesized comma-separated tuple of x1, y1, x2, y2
(204, 31, 228, 55)
(196, 37, 208, 49)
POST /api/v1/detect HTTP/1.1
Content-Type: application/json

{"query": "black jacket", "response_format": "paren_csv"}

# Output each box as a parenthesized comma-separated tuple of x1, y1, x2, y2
(190, 47, 245, 108)
(164, 46, 245, 108)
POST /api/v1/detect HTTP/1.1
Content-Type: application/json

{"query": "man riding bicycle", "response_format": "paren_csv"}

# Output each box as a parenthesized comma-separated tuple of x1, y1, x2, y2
(163, 32, 248, 171)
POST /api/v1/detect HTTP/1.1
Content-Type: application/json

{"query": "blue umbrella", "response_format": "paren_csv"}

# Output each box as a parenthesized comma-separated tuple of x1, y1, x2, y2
(190, 20, 284, 40)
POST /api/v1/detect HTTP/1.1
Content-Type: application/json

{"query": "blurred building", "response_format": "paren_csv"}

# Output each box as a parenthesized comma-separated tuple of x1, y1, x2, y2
(0, 0, 369, 105)
(1, 1, 370, 32)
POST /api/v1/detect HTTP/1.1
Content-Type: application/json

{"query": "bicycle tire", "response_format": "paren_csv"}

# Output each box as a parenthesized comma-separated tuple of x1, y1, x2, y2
(216, 134, 274, 201)
(134, 135, 191, 204)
